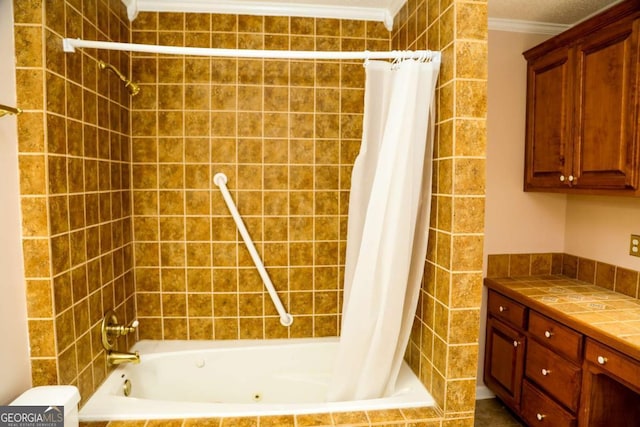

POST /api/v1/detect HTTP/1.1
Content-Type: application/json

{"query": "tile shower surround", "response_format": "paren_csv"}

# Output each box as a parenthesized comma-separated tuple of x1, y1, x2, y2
(393, 0, 487, 424)
(14, 0, 134, 405)
(128, 11, 389, 342)
(14, 0, 488, 424)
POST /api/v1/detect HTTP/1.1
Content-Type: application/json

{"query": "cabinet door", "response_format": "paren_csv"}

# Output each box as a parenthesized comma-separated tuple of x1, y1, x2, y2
(524, 46, 574, 190)
(484, 316, 526, 410)
(573, 18, 640, 190)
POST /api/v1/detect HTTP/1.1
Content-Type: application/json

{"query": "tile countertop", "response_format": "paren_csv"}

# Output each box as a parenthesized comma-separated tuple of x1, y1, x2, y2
(485, 275, 640, 362)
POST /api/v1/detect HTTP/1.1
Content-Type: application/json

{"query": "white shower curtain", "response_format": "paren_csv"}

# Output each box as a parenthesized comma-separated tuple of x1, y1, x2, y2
(327, 58, 440, 401)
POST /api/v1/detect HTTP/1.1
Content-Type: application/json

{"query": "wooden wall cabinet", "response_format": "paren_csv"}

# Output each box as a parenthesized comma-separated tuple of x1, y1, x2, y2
(523, 1, 640, 195)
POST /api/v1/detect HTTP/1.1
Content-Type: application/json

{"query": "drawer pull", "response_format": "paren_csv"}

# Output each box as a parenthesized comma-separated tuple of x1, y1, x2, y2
(541, 368, 551, 376)
(536, 413, 546, 421)
(597, 356, 608, 365)
(544, 330, 553, 338)
(499, 305, 508, 313)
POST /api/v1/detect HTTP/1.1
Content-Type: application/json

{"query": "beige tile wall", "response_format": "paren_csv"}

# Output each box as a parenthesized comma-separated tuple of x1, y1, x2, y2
(393, 0, 488, 424)
(14, 0, 134, 403)
(129, 13, 390, 340)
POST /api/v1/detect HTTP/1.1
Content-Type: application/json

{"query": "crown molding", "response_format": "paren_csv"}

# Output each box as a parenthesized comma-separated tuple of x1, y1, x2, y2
(387, 0, 407, 22)
(131, 1, 582, 35)
(135, 0, 396, 30)
(488, 17, 570, 35)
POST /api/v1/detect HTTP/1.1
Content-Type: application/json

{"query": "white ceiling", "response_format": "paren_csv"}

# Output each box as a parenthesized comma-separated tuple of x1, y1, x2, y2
(128, 0, 624, 31)
(488, 0, 622, 25)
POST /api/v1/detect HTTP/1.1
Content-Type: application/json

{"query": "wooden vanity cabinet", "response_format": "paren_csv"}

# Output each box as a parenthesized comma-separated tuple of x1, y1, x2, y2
(484, 289, 583, 424)
(523, 1, 640, 195)
(579, 339, 640, 426)
(485, 283, 640, 426)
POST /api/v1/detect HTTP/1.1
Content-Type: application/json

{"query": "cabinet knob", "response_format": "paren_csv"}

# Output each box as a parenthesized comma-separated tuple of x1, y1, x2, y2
(536, 413, 546, 421)
(544, 330, 553, 338)
(499, 305, 508, 313)
(568, 175, 575, 182)
(513, 340, 519, 348)
(542, 368, 551, 376)
(597, 356, 608, 365)
(559, 175, 566, 182)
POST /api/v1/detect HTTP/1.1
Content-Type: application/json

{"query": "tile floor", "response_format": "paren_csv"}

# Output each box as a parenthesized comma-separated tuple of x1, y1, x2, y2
(474, 399, 524, 426)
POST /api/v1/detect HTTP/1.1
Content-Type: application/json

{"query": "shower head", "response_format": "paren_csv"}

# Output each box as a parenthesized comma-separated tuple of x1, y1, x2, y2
(98, 60, 140, 97)
(125, 80, 140, 96)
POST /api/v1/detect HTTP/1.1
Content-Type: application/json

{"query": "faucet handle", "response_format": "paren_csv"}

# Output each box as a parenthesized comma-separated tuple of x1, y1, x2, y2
(124, 319, 139, 334)
(101, 310, 138, 350)
(109, 318, 139, 335)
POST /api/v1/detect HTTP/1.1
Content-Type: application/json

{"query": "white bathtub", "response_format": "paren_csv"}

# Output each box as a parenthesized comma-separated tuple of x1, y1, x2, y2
(80, 337, 434, 421)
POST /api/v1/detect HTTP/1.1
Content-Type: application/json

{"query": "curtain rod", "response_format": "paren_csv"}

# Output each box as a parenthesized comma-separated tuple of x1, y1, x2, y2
(62, 38, 441, 62)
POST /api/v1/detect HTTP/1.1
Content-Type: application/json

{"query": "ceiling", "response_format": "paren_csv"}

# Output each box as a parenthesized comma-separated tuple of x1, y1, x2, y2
(129, 0, 625, 31)
(488, 0, 622, 25)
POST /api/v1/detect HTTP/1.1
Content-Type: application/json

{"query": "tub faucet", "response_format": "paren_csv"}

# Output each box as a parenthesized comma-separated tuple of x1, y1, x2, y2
(107, 349, 140, 365)
(101, 309, 141, 366)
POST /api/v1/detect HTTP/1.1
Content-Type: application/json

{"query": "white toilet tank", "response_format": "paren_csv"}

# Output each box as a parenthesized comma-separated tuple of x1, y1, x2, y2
(10, 386, 80, 427)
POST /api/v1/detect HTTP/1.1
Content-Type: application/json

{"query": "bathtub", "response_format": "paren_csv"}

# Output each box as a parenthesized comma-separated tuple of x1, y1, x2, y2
(79, 337, 434, 421)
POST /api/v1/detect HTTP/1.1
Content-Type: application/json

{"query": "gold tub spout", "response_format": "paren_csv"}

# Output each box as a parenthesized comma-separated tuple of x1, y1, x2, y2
(107, 349, 140, 366)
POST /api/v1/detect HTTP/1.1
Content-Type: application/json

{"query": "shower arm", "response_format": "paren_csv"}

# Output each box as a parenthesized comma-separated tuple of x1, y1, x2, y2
(0, 104, 22, 118)
(97, 60, 140, 96)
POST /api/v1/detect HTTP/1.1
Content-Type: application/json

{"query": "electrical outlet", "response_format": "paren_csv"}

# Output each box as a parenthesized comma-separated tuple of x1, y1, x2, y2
(631, 234, 640, 257)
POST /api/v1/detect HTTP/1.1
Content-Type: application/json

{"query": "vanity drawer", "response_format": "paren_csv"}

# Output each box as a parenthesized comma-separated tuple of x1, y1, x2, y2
(528, 311, 582, 362)
(585, 339, 640, 391)
(521, 380, 577, 427)
(488, 291, 527, 328)
(525, 339, 581, 411)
